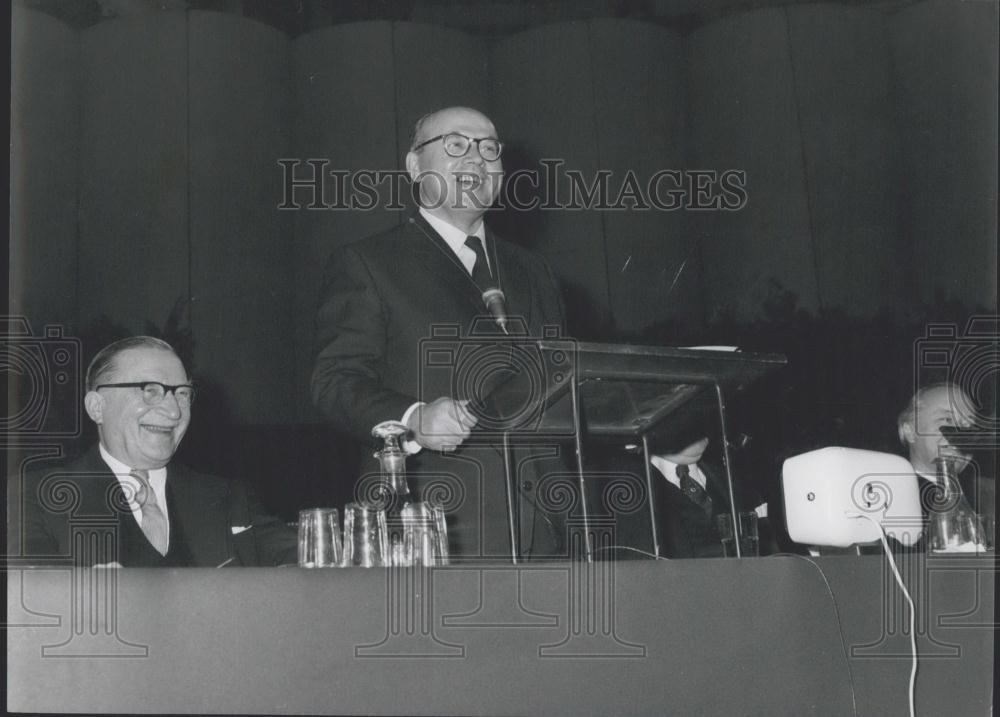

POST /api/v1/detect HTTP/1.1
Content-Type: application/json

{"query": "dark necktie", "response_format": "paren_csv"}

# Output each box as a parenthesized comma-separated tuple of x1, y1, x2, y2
(131, 469, 169, 555)
(465, 235, 493, 288)
(678, 464, 713, 516)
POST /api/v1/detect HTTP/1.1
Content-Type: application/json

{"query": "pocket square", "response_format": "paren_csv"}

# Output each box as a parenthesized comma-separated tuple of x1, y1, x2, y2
(231, 525, 251, 534)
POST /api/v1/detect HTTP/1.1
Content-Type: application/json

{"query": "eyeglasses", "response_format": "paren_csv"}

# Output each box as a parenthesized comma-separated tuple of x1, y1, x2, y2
(96, 382, 195, 408)
(412, 133, 503, 161)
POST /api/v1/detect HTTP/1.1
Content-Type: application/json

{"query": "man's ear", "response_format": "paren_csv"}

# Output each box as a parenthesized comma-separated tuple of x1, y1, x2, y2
(405, 151, 420, 182)
(84, 391, 104, 424)
(899, 420, 916, 446)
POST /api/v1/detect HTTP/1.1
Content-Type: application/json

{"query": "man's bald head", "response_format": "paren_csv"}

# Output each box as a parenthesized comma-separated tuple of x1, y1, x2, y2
(409, 107, 496, 150)
(406, 106, 503, 233)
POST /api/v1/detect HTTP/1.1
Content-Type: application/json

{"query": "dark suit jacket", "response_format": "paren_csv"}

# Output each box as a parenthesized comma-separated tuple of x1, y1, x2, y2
(587, 451, 775, 559)
(10, 445, 297, 567)
(651, 462, 773, 558)
(312, 213, 568, 560)
(954, 470, 995, 520)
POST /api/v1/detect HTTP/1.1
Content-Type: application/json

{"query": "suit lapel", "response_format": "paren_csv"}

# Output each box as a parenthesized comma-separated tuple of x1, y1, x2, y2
(701, 464, 728, 514)
(72, 445, 129, 517)
(405, 214, 492, 316)
(702, 463, 757, 514)
(165, 464, 229, 568)
(652, 477, 691, 556)
(487, 227, 531, 333)
(67, 446, 169, 566)
(404, 213, 536, 331)
(72, 447, 135, 565)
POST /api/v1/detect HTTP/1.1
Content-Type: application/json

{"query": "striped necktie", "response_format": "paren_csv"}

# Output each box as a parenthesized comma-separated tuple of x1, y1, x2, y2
(130, 469, 169, 555)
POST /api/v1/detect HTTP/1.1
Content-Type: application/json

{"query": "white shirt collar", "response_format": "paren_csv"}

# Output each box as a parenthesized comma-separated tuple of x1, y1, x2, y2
(419, 208, 488, 274)
(649, 455, 707, 491)
(98, 443, 165, 481)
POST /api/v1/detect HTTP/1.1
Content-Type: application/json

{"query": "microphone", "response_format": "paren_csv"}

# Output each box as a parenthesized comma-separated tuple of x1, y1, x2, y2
(482, 288, 509, 334)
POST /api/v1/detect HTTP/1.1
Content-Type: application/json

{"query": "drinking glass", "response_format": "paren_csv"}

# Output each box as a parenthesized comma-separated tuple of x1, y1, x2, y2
(431, 504, 450, 566)
(399, 503, 440, 566)
(976, 515, 995, 553)
(717, 512, 759, 557)
(928, 509, 980, 553)
(297, 508, 342, 568)
(343, 503, 388, 567)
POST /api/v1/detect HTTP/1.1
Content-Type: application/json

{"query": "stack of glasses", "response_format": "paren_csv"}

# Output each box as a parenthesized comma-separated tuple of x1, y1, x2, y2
(297, 503, 450, 568)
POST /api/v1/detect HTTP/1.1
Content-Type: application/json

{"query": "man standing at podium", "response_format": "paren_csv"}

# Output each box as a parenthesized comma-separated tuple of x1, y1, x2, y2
(312, 106, 566, 560)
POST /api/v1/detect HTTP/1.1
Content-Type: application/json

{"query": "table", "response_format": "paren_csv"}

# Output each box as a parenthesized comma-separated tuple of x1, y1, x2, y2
(6, 555, 994, 715)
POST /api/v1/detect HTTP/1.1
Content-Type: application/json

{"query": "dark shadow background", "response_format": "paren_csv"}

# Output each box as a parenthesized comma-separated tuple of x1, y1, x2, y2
(7, 0, 997, 540)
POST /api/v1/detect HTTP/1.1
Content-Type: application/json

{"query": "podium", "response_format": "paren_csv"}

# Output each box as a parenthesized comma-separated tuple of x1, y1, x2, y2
(486, 340, 787, 562)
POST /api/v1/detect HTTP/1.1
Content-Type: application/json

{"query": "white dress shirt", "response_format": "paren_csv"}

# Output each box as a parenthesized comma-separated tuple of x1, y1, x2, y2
(649, 455, 768, 518)
(419, 207, 490, 275)
(99, 443, 170, 541)
(649, 455, 708, 491)
(400, 210, 491, 452)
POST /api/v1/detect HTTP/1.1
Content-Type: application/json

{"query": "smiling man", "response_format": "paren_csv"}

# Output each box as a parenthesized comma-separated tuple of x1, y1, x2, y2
(897, 381, 994, 518)
(406, 107, 504, 236)
(13, 336, 297, 567)
(312, 106, 567, 560)
(897, 382, 975, 477)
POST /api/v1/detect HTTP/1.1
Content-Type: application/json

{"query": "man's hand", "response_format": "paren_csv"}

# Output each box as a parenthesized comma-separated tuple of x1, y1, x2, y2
(407, 397, 478, 452)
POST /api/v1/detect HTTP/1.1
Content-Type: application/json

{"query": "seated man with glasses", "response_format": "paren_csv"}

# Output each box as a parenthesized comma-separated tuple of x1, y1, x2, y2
(897, 381, 994, 521)
(11, 336, 297, 567)
(312, 106, 567, 561)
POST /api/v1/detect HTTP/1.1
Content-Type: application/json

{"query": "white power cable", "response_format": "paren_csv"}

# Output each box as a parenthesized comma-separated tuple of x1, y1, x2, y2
(845, 511, 918, 717)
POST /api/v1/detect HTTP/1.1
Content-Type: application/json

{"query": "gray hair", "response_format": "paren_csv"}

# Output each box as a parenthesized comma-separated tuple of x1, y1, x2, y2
(85, 336, 178, 392)
(896, 381, 968, 444)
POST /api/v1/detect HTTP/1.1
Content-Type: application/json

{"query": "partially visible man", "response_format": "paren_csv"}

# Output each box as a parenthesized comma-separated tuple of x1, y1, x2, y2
(10, 337, 297, 567)
(585, 425, 775, 560)
(647, 437, 773, 558)
(897, 381, 994, 517)
(312, 106, 566, 560)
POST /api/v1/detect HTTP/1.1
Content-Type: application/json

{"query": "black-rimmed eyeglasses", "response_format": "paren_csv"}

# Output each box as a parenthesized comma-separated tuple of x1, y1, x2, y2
(412, 133, 503, 161)
(95, 382, 195, 408)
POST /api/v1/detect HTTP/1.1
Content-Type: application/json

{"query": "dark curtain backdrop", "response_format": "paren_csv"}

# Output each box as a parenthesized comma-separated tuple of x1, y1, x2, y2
(8, 1, 998, 526)
(11, 3, 996, 427)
